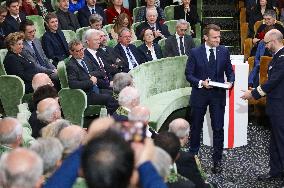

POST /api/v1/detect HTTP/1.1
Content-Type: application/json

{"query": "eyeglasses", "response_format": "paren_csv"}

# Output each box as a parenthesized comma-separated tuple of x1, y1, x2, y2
(180, 29, 188, 32)
(0, 14, 7, 18)
(27, 29, 36, 34)
(73, 48, 84, 53)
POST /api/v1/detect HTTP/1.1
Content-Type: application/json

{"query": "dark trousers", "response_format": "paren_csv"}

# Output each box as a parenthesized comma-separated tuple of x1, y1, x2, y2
(189, 96, 225, 162)
(269, 115, 284, 176)
(87, 89, 112, 106)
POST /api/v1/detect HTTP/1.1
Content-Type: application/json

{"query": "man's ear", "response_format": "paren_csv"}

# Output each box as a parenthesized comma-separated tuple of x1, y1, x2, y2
(203, 35, 208, 41)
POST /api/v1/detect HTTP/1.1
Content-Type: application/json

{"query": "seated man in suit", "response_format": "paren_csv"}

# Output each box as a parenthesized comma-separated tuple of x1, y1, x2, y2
(136, 8, 171, 43)
(164, 19, 195, 57)
(97, 30, 126, 75)
(67, 39, 111, 106)
(83, 29, 113, 90)
(56, 0, 80, 31)
(20, 19, 60, 90)
(3, 0, 26, 36)
(77, 0, 106, 27)
(114, 28, 146, 72)
(42, 12, 69, 66)
(0, 6, 7, 49)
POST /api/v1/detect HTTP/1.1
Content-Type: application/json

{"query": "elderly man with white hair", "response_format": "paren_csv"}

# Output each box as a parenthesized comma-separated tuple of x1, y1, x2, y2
(66, 39, 111, 105)
(112, 86, 140, 122)
(32, 73, 54, 91)
(136, 8, 171, 43)
(0, 148, 43, 188)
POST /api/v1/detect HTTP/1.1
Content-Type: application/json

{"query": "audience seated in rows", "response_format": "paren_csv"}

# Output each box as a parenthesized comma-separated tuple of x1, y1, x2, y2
(136, 8, 171, 43)
(115, 28, 146, 71)
(136, 0, 165, 23)
(77, 0, 106, 27)
(164, 19, 195, 57)
(105, 0, 132, 24)
(0, 6, 7, 49)
(41, 12, 69, 65)
(138, 28, 163, 62)
(67, 39, 111, 105)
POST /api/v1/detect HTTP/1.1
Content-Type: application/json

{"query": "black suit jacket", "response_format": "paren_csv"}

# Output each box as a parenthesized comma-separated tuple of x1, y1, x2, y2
(3, 51, 39, 93)
(41, 30, 69, 65)
(114, 43, 146, 72)
(164, 35, 195, 57)
(135, 21, 171, 43)
(137, 43, 163, 62)
(77, 5, 107, 27)
(174, 5, 200, 28)
(3, 12, 26, 36)
(56, 9, 80, 31)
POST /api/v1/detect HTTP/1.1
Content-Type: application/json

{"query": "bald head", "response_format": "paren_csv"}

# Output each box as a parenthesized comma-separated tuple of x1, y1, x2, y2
(37, 98, 61, 124)
(264, 29, 284, 53)
(0, 148, 43, 188)
(59, 125, 87, 157)
(128, 106, 150, 124)
(32, 73, 53, 91)
(118, 86, 140, 109)
(168, 118, 190, 147)
(0, 117, 22, 148)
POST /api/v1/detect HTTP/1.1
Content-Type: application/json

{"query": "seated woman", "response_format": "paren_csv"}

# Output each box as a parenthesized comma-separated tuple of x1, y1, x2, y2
(136, 0, 165, 23)
(35, 0, 54, 19)
(0, 6, 7, 49)
(174, 0, 200, 36)
(105, 0, 132, 24)
(138, 28, 163, 62)
(3, 32, 40, 93)
(89, 13, 104, 30)
(110, 13, 136, 41)
(68, 0, 85, 13)
(21, 0, 38, 15)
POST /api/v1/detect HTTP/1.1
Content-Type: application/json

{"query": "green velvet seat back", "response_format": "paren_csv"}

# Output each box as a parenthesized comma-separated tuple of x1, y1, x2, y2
(59, 88, 87, 126)
(27, 15, 45, 39)
(133, 6, 144, 22)
(131, 40, 143, 47)
(131, 21, 142, 33)
(62, 30, 77, 44)
(195, 23, 202, 40)
(103, 24, 114, 34)
(158, 38, 166, 56)
(130, 55, 189, 102)
(0, 75, 25, 117)
(0, 49, 8, 76)
(164, 5, 176, 21)
(57, 61, 69, 89)
(107, 39, 118, 48)
(193, 38, 201, 47)
(76, 27, 89, 41)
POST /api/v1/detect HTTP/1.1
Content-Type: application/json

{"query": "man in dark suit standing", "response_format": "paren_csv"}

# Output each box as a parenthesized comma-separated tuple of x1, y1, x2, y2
(67, 39, 111, 105)
(77, 0, 106, 27)
(241, 29, 284, 184)
(56, 0, 80, 31)
(164, 19, 195, 57)
(185, 24, 235, 174)
(114, 28, 146, 72)
(3, 0, 26, 36)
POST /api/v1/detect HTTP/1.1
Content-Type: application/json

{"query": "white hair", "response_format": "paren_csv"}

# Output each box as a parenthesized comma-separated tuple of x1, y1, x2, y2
(118, 87, 140, 107)
(0, 117, 22, 145)
(146, 7, 158, 17)
(37, 105, 58, 124)
(83, 28, 101, 47)
(151, 146, 171, 178)
(168, 118, 190, 138)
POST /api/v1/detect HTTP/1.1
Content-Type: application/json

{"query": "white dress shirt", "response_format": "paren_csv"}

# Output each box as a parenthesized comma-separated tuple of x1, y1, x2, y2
(175, 33, 185, 55)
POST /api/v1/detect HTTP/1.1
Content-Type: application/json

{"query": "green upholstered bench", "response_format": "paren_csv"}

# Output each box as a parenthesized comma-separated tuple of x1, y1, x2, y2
(129, 55, 191, 130)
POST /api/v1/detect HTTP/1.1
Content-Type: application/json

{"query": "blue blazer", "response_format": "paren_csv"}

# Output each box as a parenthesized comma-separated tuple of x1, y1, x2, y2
(77, 5, 107, 27)
(114, 43, 146, 72)
(185, 44, 235, 107)
(41, 30, 69, 65)
(137, 43, 163, 62)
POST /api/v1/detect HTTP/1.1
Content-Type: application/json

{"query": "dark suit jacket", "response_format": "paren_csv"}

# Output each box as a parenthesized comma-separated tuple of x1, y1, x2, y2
(35, 0, 54, 17)
(56, 9, 80, 31)
(135, 21, 171, 43)
(164, 35, 195, 57)
(3, 51, 39, 93)
(252, 47, 284, 116)
(114, 43, 146, 72)
(137, 43, 163, 62)
(41, 30, 69, 65)
(21, 38, 56, 75)
(3, 12, 26, 36)
(77, 5, 106, 27)
(185, 44, 235, 107)
(174, 5, 200, 29)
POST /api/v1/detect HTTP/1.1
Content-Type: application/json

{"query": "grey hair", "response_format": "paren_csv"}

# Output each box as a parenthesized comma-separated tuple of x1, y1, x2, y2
(118, 87, 140, 107)
(263, 9, 277, 19)
(146, 7, 158, 17)
(37, 105, 58, 124)
(30, 137, 63, 175)
(151, 146, 171, 178)
(128, 109, 150, 122)
(68, 39, 83, 51)
(113, 72, 133, 93)
(83, 29, 101, 47)
(118, 27, 131, 37)
(0, 117, 22, 145)
(176, 19, 189, 28)
(0, 149, 43, 188)
(267, 29, 284, 42)
(41, 119, 71, 138)
(168, 118, 190, 138)
(89, 13, 103, 24)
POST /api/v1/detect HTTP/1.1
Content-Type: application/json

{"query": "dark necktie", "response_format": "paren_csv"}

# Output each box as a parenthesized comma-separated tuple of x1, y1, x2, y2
(81, 60, 99, 94)
(96, 53, 109, 82)
(126, 47, 137, 68)
(81, 60, 89, 73)
(179, 37, 185, 55)
(209, 48, 215, 64)
(91, 8, 95, 14)
(16, 17, 20, 24)
(31, 41, 45, 66)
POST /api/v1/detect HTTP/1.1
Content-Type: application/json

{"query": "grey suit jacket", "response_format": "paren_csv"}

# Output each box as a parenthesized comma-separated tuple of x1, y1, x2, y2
(164, 35, 195, 57)
(21, 38, 56, 75)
